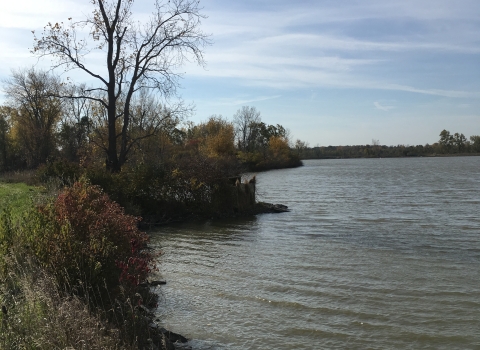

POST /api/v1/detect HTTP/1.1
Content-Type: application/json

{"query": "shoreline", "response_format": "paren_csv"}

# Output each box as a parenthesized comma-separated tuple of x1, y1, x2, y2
(140, 201, 290, 228)
(301, 152, 480, 160)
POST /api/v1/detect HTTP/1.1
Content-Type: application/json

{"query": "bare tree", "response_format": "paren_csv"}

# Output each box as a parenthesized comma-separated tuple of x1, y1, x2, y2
(128, 89, 183, 142)
(33, 0, 209, 172)
(233, 106, 261, 152)
(4, 68, 63, 167)
(294, 139, 309, 157)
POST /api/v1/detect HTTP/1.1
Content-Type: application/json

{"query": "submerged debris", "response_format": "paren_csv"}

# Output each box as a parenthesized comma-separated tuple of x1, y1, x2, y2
(255, 202, 290, 214)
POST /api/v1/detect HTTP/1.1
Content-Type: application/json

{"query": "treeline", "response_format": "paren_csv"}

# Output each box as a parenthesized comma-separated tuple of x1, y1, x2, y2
(0, 68, 300, 173)
(299, 130, 480, 159)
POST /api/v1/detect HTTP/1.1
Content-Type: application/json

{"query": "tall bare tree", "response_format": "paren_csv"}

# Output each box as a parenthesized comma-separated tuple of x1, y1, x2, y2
(233, 106, 261, 152)
(33, 0, 209, 172)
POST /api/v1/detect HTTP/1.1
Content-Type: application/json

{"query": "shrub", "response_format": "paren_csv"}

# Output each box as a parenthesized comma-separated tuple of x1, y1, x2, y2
(84, 158, 242, 221)
(0, 182, 164, 348)
(36, 159, 84, 186)
(23, 180, 153, 304)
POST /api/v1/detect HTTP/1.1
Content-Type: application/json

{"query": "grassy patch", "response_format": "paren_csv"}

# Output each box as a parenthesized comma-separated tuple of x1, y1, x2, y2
(0, 182, 41, 219)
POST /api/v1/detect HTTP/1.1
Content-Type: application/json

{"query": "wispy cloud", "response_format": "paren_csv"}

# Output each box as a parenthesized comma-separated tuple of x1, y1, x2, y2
(381, 84, 480, 98)
(249, 33, 480, 54)
(189, 56, 480, 98)
(374, 102, 395, 111)
(190, 0, 480, 97)
(212, 95, 281, 106)
(1, 0, 480, 106)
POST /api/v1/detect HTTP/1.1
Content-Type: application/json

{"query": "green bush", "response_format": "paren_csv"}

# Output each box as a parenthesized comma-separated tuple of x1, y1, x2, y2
(36, 159, 84, 186)
(84, 158, 241, 221)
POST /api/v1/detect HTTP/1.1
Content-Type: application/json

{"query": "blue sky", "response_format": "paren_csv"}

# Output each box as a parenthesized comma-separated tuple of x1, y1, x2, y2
(1, 0, 479, 146)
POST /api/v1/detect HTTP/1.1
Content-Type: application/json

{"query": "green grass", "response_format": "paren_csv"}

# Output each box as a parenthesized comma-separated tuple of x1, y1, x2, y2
(0, 182, 42, 218)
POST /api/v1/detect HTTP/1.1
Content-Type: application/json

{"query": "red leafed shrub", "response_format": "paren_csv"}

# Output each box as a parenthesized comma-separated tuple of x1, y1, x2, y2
(27, 180, 153, 302)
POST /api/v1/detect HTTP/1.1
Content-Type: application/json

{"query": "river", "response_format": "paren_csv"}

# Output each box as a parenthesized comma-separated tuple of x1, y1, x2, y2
(150, 157, 480, 349)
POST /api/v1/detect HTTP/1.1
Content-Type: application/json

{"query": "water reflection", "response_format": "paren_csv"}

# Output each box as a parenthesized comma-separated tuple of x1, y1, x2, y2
(152, 216, 259, 241)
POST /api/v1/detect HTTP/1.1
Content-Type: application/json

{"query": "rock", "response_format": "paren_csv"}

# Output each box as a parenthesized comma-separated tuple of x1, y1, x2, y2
(150, 280, 167, 286)
(271, 204, 289, 212)
(159, 328, 188, 343)
(255, 202, 290, 214)
(162, 335, 176, 350)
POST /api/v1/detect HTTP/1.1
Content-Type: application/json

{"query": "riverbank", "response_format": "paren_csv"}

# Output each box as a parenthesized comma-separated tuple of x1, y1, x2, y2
(0, 176, 290, 349)
(0, 180, 188, 349)
(301, 142, 480, 159)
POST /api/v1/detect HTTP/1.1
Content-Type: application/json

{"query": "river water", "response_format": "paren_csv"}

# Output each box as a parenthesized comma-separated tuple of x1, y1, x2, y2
(150, 157, 480, 349)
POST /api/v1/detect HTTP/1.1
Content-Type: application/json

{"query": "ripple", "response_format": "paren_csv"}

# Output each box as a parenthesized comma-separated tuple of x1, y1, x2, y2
(152, 157, 480, 350)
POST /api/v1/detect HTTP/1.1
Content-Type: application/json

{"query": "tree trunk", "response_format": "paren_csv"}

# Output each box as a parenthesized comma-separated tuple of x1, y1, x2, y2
(106, 98, 120, 173)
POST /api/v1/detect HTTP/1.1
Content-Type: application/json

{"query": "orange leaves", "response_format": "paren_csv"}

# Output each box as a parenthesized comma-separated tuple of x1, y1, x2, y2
(269, 135, 290, 159)
(189, 116, 236, 159)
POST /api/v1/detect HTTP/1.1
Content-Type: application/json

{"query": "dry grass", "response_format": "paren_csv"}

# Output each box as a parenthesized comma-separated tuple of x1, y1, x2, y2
(0, 254, 128, 350)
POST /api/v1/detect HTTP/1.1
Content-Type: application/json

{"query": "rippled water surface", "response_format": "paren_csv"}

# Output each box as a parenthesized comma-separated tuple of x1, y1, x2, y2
(150, 157, 480, 349)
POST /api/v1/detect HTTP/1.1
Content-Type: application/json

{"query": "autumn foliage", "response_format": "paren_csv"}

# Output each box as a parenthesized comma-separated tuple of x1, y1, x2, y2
(25, 180, 153, 301)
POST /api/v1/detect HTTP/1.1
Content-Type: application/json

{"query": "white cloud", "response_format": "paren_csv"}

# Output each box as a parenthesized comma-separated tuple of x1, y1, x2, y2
(247, 33, 480, 54)
(381, 84, 480, 98)
(374, 102, 395, 111)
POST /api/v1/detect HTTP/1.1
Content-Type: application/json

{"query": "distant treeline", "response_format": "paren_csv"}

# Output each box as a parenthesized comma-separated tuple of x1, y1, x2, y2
(298, 130, 480, 159)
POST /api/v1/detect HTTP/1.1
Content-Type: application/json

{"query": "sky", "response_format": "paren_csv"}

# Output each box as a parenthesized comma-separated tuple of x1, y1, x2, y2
(0, 0, 479, 146)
